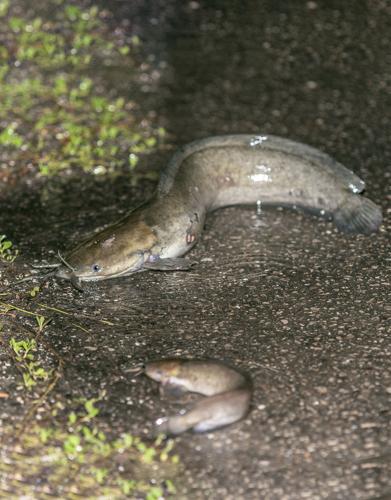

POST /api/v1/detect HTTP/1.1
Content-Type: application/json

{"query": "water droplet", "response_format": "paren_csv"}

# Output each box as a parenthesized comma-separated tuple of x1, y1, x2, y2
(256, 164, 271, 172)
(250, 135, 268, 146)
(349, 181, 364, 194)
(253, 200, 268, 227)
(249, 173, 271, 183)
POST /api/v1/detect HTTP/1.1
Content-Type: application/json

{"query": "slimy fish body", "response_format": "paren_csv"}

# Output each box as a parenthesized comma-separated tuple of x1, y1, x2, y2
(144, 359, 252, 435)
(56, 135, 382, 282)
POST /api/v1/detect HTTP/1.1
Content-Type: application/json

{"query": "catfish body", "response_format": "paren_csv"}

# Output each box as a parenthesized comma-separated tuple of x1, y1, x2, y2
(56, 134, 382, 282)
(144, 359, 252, 435)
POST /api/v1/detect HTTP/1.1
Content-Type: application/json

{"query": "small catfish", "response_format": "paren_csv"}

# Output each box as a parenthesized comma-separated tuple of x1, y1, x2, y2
(144, 358, 252, 435)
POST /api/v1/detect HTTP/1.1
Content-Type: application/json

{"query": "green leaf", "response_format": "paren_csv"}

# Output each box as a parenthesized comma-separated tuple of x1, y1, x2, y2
(68, 411, 77, 425)
(63, 434, 81, 455)
(23, 372, 36, 389)
(9, 17, 25, 32)
(84, 398, 99, 419)
(146, 487, 164, 500)
(64, 5, 82, 21)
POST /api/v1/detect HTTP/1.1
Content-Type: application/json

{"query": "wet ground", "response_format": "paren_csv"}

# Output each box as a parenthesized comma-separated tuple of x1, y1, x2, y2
(1, 0, 390, 498)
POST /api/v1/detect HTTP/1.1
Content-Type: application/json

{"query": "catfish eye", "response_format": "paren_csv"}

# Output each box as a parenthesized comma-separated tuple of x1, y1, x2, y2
(92, 264, 101, 272)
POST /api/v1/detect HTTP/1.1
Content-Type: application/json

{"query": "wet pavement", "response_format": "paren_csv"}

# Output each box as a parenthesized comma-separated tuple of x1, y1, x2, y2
(1, 1, 390, 498)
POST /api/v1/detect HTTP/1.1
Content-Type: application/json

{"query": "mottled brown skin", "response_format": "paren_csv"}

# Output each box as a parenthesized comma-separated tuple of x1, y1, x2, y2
(145, 359, 252, 435)
(56, 135, 382, 283)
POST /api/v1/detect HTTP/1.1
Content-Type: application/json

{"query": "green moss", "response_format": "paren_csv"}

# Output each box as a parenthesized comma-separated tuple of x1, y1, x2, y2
(1, 397, 181, 497)
(0, 0, 164, 177)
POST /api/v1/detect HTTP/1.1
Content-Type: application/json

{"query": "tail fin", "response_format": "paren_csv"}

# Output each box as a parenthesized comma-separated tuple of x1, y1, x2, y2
(334, 195, 382, 235)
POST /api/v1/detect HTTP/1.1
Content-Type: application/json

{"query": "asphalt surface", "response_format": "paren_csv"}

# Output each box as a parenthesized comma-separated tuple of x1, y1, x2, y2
(1, 1, 390, 498)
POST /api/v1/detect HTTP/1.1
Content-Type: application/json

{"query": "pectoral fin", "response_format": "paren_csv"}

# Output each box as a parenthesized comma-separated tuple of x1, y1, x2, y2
(143, 257, 195, 272)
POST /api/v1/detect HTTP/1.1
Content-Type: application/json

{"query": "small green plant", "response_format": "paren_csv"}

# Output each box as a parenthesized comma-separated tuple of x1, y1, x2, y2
(91, 467, 109, 484)
(9, 337, 51, 389)
(83, 397, 100, 420)
(0, 234, 19, 262)
(35, 314, 51, 333)
(10, 337, 36, 360)
(118, 479, 137, 495)
(29, 286, 40, 297)
(0, 124, 24, 147)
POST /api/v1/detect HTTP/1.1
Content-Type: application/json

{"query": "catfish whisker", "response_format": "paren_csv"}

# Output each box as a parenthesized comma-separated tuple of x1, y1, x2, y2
(31, 263, 61, 269)
(56, 251, 75, 271)
(15, 268, 57, 284)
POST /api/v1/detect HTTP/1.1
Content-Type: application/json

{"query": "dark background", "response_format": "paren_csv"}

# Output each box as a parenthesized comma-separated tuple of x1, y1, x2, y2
(1, 1, 390, 498)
